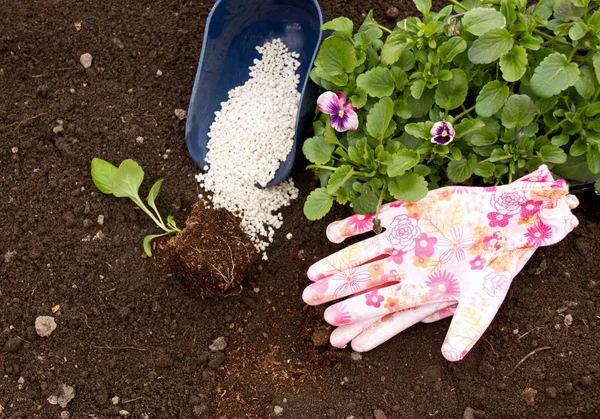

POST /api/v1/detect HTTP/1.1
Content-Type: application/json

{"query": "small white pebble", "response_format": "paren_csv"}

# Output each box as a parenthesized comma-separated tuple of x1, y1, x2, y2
(253, 287, 260, 293)
(135, 136, 144, 144)
(97, 214, 105, 225)
(69, 88, 75, 94)
(162, 154, 169, 160)
(111, 396, 120, 405)
(286, 233, 292, 240)
(119, 410, 130, 417)
(156, 69, 163, 76)
(174, 108, 187, 120)
(80, 53, 93, 69)
(274, 405, 284, 416)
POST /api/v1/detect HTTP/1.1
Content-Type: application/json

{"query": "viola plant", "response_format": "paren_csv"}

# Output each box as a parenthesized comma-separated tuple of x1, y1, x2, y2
(303, 0, 600, 221)
(91, 158, 181, 256)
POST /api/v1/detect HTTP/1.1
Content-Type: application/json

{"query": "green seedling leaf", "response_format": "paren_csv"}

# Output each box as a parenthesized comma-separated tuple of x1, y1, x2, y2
(438, 37, 467, 63)
(356, 67, 395, 98)
(304, 188, 334, 221)
(91, 158, 118, 194)
(435, 69, 468, 110)
(447, 154, 477, 183)
(538, 145, 567, 164)
(530, 53, 580, 98)
(388, 149, 419, 177)
(147, 178, 164, 221)
(366, 97, 394, 140)
(462, 8, 507, 36)
(303, 136, 335, 165)
(143, 233, 169, 257)
(388, 172, 429, 202)
(316, 37, 357, 76)
(501, 94, 537, 129)
(413, 0, 432, 17)
(468, 29, 513, 64)
(112, 159, 145, 199)
(321, 17, 354, 39)
(166, 215, 178, 230)
(499, 45, 527, 82)
(475, 81, 510, 117)
(327, 165, 354, 195)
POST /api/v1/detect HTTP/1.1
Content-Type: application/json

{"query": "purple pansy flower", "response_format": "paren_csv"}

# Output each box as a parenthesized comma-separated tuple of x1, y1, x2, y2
(430, 121, 455, 145)
(317, 91, 359, 132)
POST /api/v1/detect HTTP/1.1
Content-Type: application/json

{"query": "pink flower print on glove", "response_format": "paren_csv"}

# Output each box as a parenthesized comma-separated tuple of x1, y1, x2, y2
(302, 165, 579, 361)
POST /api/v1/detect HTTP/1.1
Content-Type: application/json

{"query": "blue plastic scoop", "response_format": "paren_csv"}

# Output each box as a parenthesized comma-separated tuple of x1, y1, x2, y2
(185, 0, 325, 186)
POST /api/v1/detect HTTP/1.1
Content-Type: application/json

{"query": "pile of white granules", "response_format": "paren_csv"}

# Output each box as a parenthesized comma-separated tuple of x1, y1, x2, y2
(195, 39, 301, 260)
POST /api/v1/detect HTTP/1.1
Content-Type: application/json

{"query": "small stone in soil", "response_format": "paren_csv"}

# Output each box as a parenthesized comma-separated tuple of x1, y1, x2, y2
(60, 411, 70, 419)
(208, 352, 226, 370)
(522, 387, 537, 406)
(350, 352, 362, 361)
(83, 219, 93, 228)
(545, 387, 557, 399)
(112, 396, 120, 405)
(209, 337, 227, 352)
(35, 316, 57, 337)
(274, 405, 283, 416)
(3, 337, 23, 353)
(53, 125, 64, 135)
(156, 69, 163, 76)
(58, 384, 75, 408)
(135, 136, 144, 144)
(462, 407, 484, 419)
(97, 214, 105, 225)
(311, 327, 330, 347)
(174, 108, 187, 120)
(386, 7, 400, 18)
(373, 409, 387, 419)
(80, 53, 93, 69)
(119, 410, 130, 417)
(564, 314, 573, 326)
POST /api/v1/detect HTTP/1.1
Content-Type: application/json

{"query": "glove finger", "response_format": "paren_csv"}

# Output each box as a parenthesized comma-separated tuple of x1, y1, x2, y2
(304, 256, 399, 306)
(351, 303, 453, 352)
(323, 280, 455, 326)
(329, 315, 382, 348)
(440, 293, 503, 362)
(307, 233, 387, 282)
(421, 304, 457, 323)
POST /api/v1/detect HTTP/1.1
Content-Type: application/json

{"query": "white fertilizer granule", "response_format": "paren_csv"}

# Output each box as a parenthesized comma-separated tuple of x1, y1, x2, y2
(196, 38, 301, 259)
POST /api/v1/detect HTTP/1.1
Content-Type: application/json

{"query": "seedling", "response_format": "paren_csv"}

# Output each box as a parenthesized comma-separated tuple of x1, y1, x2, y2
(90, 158, 181, 256)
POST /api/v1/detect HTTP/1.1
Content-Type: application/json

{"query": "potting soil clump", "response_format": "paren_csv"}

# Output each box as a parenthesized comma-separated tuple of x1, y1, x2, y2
(196, 38, 300, 260)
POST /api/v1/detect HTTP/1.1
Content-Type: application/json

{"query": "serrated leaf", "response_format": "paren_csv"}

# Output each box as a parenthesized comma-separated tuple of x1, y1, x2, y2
(447, 154, 477, 183)
(553, 0, 584, 21)
(575, 66, 597, 100)
(435, 69, 468, 110)
(366, 97, 394, 140)
(438, 37, 467, 63)
(327, 166, 354, 195)
(405, 122, 433, 140)
(352, 187, 379, 214)
(536, 97, 559, 114)
(354, 27, 383, 46)
(316, 37, 357, 76)
(356, 67, 395, 98)
(501, 94, 537, 129)
(474, 161, 496, 177)
(321, 17, 354, 38)
(499, 45, 527, 82)
(112, 159, 145, 199)
(468, 28, 513, 64)
(539, 145, 567, 164)
(303, 136, 335, 165)
(394, 100, 412, 119)
(519, 35, 541, 50)
(90, 158, 118, 194)
(381, 34, 412, 66)
(462, 8, 507, 36)
(388, 172, 429, 202)
(390, 67, 408, 90)
(530, 52, 580, 98)
(475, 81, 510, 117)
(304, 188, 334, 220)
(388, 149, 420, 177)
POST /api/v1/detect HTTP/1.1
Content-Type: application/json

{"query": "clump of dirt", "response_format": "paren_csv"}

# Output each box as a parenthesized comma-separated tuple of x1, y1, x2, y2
(161, 200, 257, 297)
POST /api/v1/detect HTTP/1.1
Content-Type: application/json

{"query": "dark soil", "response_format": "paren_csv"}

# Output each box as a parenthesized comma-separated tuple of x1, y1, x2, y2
(160, 200, 257, 298)
(1, 1, 599, 418)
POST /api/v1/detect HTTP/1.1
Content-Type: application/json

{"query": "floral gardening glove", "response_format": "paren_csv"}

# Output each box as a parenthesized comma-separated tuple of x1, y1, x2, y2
(302, 165, 579, 361)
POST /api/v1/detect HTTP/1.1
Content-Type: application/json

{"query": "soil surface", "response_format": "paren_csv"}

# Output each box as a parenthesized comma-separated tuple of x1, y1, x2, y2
(1, 1, 599, 418)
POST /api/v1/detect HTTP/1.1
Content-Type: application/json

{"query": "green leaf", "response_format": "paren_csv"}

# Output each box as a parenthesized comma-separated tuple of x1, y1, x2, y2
(314, 66, 348, 86)
(435, 69, 468, 110)
(569, 138, 587, 156)
(112, 159, 145, 199)
(438, 37, 467, 63)
(366, 97, 394, 140)
(538, 145, 567, 164)
(413, 0, 432, 17)
(568, 22, 587, 40)
(405, 121, 434, 139)
(321, 17, 354, 38)
(147, 178, 164, 218)
(437, 70, 453, 81)
(413, 164, 431, 177)
(551, 134, 570, 146)
(390, 67, 408, 90)
(352, 186, 379, 214)
(166, 215, 178, 230)
(354, 27, 383, 46)
(587, 102, 600, 117)
(471, 130, 498, 146)
(388, 149, 420, 177)
(489, 147, 512, 162)
(410, 79, 427, 100)
(468, 29, 514, 64)
(90, 157, 118, 194)
(356, 67, 395, 98)
(327, 166, 354, 195)
(350, 88, 368, 108)
(588, 144, 600, 174)
(519, 35, 541, 50)
(501, 94, 537, 129)
(303, 136, 335, 165)
(143, 233, 168, 257)
(462, 8, 507, 36)
(454, 119, 485, 139)
(552, 0, 584, 21)
(316, 37, 357, 76)
(388, 172, 429, 202)
(381, 34, 412, 66)
(474, 161, 496, 177)
(530, 52, 580, 98)
(323, 120, 341, 145)
(407, 88, 435, 119)
(574, 66, 597, 100)
(475, 81, 510, 117)
(447, 154, 477, 183)
(499, 45, 527, 82)
(593, 53, 600, 85)
(535, 97, 559, 114)
(394, 100, 412, 119)
(304, 188, 334, 220)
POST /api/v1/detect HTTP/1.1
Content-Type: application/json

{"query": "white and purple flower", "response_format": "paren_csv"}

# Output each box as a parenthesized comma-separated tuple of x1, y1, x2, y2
(430, 121, 455, 145)
(317, 91, 359, 132)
